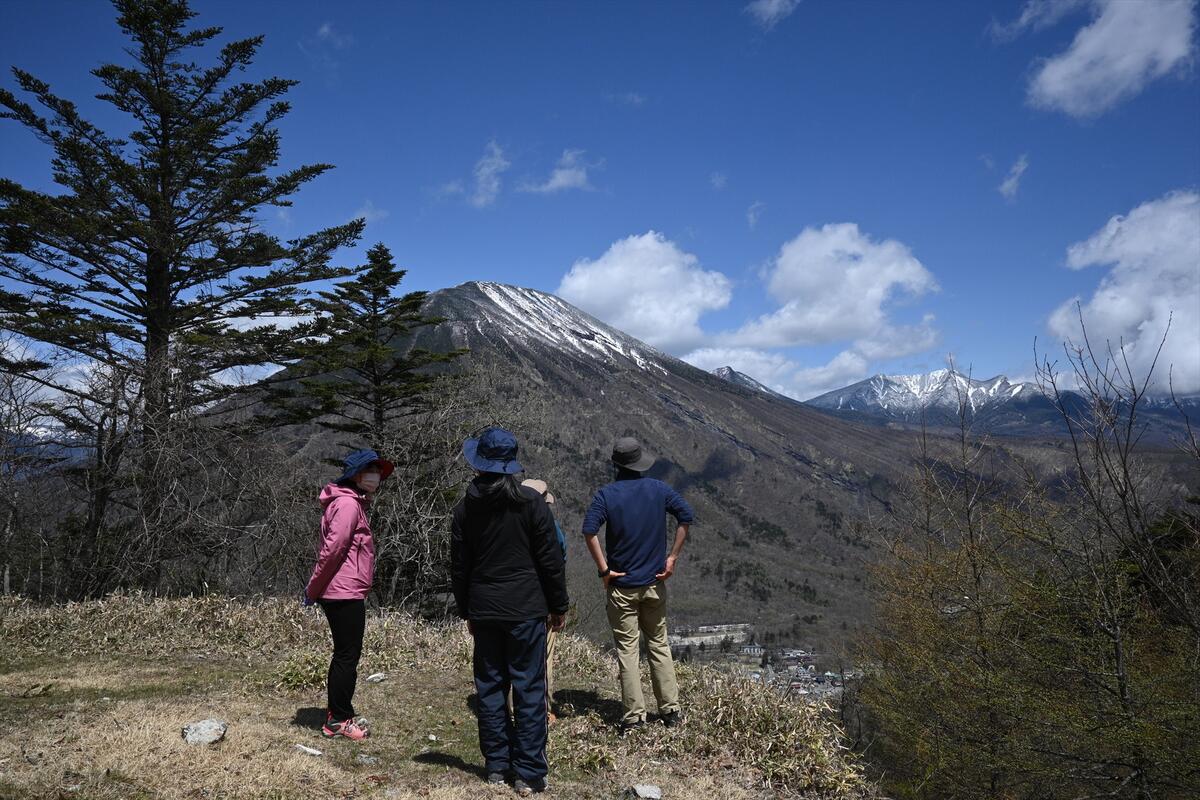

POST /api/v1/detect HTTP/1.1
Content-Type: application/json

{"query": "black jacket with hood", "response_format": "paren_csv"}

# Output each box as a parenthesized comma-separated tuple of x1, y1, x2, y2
(450, 476, 569, 622)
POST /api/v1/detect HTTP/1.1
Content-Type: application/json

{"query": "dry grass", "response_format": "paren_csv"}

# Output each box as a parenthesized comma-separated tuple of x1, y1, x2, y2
(0, 595, 872, 799)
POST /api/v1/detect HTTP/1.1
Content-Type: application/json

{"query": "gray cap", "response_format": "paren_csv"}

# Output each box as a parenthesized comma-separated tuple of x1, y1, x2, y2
(611, 437, 655, 472)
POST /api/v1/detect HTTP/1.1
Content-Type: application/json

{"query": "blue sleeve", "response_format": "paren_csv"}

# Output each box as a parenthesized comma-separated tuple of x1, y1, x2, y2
(582, 490, 607, 535)
(554, 520, 567, 562)
(664, 484, 694, 524)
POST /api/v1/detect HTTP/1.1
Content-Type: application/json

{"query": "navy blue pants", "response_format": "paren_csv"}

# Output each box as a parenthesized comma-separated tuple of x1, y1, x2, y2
(472, 618, 548, 785)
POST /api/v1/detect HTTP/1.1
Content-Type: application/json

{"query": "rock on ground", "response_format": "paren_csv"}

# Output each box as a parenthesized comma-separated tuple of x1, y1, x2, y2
(626, 785, 663, 799)
(181, 719, 228, 745)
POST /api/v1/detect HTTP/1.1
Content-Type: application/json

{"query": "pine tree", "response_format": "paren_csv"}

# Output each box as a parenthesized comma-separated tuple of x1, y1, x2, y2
(264, 242, 459, 449)
(0, 0, 362, 592)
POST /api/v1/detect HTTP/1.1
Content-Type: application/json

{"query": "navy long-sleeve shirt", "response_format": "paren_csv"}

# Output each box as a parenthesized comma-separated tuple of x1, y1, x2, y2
(582, 475, 694, 588)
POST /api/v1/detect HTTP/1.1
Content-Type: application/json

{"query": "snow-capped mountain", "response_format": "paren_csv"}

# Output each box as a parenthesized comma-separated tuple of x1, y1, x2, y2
(440, 281, 670, 375)
(807, 369, 1038, 416)
(802, 368, 1198, 439)
(711, 366, 794, 402)
(706, 363, 1197, 440)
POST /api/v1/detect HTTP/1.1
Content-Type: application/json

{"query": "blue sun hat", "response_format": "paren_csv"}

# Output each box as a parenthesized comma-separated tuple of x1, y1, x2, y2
(462, 427, 524, 475)
(337, 449, 395, 483)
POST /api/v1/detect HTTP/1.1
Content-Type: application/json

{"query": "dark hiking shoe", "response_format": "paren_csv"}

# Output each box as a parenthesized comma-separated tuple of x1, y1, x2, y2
(617, 719, 645, 737)
(661, 710, 683, 728)
(487, 772, 507, 785)
(514, 778, 546, 796)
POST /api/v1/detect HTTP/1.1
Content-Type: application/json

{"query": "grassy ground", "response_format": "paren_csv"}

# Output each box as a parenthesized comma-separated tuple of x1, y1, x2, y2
(0, 596, 870, 799)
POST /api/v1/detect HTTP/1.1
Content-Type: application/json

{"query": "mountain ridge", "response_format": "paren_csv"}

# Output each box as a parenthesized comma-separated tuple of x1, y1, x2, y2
(709, 362, 1197, 440)
(807, 368, 1035, 415)
(711, 365, 796, 403)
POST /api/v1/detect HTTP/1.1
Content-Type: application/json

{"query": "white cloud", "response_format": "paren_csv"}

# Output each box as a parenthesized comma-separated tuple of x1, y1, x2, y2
(745, 0, 801, 30)
(225, 313, 315, 333)
(998, 154, 1030, 201)
(1049, 190, 1200, 393)
(1000, 0, 1196, 118)
(557, 231, 732, 353)
(790, 350, 871, 398)
(316, 22, 354, 48)
(990, 0, 1087, 40)
(683, 223, 939, 399)
(299, 22, 353, 82)
(433, 180, 465, 199)
(685, 347, 799, 390)
(563, 223, 940, 400)
(352, 199, 389, 223)
(520, 150, 596, 194)
(710, 172, 728, 190)
(854, 315, 940, 360)
(607, 91, 647, 106)
(470, 141, 510, 208)
(684, 346, 872, 400)
(747, 201, 766, 230)
(726, 222, 939, 349)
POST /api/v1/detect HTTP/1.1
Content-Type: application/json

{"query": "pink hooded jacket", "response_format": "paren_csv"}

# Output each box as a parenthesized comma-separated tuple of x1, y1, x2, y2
(306, 483, 375, 601)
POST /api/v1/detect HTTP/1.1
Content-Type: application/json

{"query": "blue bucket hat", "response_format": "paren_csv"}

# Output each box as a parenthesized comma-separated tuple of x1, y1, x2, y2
(337, 449, 395, 483)
(462, 427, 523, 475)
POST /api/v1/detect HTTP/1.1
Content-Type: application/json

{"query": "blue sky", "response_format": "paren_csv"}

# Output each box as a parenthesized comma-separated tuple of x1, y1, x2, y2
(2, 0, 1198, 398)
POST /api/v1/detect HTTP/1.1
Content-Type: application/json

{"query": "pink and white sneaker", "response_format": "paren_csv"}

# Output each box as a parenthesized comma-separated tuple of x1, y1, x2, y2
(322, 713, 370, 740)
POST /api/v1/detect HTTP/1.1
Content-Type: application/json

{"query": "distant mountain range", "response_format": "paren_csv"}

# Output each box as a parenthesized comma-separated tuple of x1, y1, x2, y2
(711, 365, 1198, 439)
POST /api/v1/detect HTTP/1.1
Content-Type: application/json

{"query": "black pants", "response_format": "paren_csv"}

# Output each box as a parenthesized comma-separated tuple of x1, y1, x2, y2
(472, 618, 548, 786)
(320, 599, 365, 723)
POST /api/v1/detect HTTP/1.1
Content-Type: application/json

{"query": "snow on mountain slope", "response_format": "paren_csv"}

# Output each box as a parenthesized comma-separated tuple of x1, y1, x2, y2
(447, 281, 668, 374)
(804, 367, 1198, 440)
(808, 369, 1036, 415)
(712, 366, 796, 402)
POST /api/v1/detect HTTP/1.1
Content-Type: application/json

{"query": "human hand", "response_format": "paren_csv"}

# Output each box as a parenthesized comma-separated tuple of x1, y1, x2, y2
(549, 613, 567, 632)
(302, 591, 316, 607)
(655, 556, 678, 581)
(602, 569, 626, 588)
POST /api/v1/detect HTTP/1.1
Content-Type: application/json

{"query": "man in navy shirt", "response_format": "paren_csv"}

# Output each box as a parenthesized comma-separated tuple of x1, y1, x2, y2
(582, 436, 694, 734)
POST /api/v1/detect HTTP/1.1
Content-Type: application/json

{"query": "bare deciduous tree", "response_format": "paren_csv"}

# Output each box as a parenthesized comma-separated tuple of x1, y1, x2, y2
(857, 328, 1199, 799)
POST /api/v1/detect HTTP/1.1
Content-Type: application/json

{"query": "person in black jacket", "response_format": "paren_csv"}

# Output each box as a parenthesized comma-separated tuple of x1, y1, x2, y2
(451, 427, 568, 796)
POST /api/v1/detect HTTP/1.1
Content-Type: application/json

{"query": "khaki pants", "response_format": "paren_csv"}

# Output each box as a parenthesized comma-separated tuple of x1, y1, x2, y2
(606, 582, 680, 725)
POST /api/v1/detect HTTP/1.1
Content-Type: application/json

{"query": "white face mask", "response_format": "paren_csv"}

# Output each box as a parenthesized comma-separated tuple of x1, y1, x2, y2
(358, 472, 382, 492)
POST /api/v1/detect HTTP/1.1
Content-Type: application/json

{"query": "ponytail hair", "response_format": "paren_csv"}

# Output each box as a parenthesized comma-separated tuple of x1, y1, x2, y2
(479, 473, 531, 506)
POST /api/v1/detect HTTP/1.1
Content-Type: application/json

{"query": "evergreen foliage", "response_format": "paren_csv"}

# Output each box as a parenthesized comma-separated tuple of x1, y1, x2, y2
(0, 0, 361, 595)
(0, 0, 361, 428)
(262, 242, 460, 449)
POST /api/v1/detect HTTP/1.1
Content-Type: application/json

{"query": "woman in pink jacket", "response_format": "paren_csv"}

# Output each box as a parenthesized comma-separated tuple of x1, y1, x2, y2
(305, 448, 393, 741)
